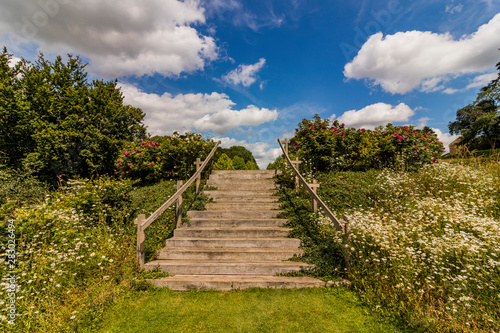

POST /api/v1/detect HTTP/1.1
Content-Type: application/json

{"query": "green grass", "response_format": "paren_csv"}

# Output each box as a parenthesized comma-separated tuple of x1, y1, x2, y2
(99, 287, 409, 333)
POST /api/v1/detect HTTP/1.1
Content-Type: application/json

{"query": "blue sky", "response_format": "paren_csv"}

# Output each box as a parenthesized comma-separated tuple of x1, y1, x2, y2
(1, 0, 499, 167)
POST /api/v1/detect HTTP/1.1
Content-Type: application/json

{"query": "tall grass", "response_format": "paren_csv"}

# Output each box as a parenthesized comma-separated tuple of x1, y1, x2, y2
(315, 159, 500, 332)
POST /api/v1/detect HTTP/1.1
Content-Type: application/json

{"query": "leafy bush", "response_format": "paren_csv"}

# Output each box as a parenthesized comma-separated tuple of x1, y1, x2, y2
(0, 167, 48, 207)
(290, 115, 444, 172)
(115, 132, 215, 182)
(0, 177, 139, 332)
(213, 153, 234, 170)
(0, 48, 147, 185)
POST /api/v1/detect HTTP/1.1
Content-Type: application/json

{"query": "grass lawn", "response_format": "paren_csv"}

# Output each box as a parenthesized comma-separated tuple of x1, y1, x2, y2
(99, 287, 409, 333)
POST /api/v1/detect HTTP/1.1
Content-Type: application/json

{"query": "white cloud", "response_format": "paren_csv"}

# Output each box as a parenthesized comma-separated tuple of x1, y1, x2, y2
(7, 56, 21, 68)
(445, 4, 464, 14)
(223, 58, 266, 87)
(432, 128, 459, 153)
(217, 137, 281, 169)
(0, 0, 217, 78)
(335, 103, 415, 129)
(194, 105, 278, 134)
(118, 83, 277, 136)
(344, 13, 500, 94)
(466, 72, 498, 89)
(417, 117, 431, 128)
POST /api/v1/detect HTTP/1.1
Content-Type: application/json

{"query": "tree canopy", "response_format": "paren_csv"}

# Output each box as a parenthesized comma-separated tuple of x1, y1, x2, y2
(0, 48, 147, 184)
(449, 62, 500, 150)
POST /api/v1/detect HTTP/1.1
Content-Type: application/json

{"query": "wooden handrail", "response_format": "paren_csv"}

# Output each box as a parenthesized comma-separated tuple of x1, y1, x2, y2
(277, 138, 343, 231)
(134, 140, 221, 267)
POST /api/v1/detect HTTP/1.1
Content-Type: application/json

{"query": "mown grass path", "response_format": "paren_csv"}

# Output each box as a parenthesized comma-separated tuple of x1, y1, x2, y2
(99, 287, 409, 332)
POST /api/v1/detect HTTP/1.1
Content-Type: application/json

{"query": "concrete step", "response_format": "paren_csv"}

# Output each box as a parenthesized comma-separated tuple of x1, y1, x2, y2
(186, 218, 287, 228)
(144, 260, 313, 275)
(209, 171, 279, 180)
(205, 183, 276, 191)
(147, 275, 333, 291)
(205, 194, 279, 203)
(187, 210, 279, 219)
(165, 237, 301, 248)
(173, 227, 291, 238)
(205, 203, 281, 211)
(157, 247, 302, 261)
(207, 178, 275, 186)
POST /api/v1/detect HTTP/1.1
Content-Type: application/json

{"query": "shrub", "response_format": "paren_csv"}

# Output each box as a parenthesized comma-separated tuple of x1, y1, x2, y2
(290, 115, 444, 172)
(115, 132, 215, 182)
(213, 153, 234, 170)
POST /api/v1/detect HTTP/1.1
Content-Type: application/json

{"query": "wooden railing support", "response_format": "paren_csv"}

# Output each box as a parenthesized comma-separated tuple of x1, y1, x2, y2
(308, 179, 320, 213)
(290, 157, 302, 191)
(176, 180, 183, 228)
(134, 214, 146, 268)
(194, 158, 203, 193)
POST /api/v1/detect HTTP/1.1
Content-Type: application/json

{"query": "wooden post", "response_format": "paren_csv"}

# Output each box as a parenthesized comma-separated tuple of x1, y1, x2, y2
(193, 158, 203, 193)
(283, 138, 289, 156)
(291, 157, 302, 190)
(134, 214, 146, 268)
(176, 180, 183, 228)
(342, 215, 351, 275)
(308, 179, 320, 212)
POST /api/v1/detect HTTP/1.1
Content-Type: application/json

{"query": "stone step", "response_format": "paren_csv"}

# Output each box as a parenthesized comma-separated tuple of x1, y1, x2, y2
(187, 210, 279, 219)
(207, 178, 275, 186)
(186, 218, 287, 228)
(165, 237, 301, 248)
(205, 182, 276, 191)
(157, 247, 302, 261)
(209, 171, 278, 180)
(205, 194, 279, 203)
(147, 275, 333, 291)
(173, 227, 291, 238)
(144, 260, 313, 275)
(205, 203, 281, 211)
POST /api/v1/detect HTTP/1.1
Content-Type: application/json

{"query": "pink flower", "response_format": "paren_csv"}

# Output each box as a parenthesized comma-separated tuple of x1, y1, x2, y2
(340, 131, 345, 136)
(413, 147, 417, 150)
(138, 154, 142, 157)
(149, 163, 154, 167)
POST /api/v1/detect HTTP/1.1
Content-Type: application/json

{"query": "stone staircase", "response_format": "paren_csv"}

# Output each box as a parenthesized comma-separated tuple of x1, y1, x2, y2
(145, 170, 330, 290)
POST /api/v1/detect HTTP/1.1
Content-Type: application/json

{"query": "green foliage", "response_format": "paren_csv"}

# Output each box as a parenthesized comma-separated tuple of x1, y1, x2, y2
(245, 160, 259, 170)
(277, 158, 500, 332)
(218, 145, 258, 166)
(1, 177, 138, 332)
(232, 155, 247, 170)
(115, 132, 215, 182)
(213, 153, 235, 170)
(266, 155, 285, 170)
(449, 61, 500, 150)
(0, 166, 48, 207)
(291, 115, 444, 172)
(0, 48, 147, 185)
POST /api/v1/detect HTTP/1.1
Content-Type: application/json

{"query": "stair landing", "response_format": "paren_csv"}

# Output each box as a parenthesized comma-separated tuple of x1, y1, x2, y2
(145, 170, 330, 290)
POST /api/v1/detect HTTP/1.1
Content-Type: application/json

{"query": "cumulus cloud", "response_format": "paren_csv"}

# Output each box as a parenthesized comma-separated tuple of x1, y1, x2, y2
(432, 128, 459, 153)
(223, 58, 266, 87)
(118, 83, 277, 136)
(7, 56, 21, 68)
(217, 137, 281, 169)
(466, 72, 498, 89)
(335, 103, 415, 129)
(344, 13, 500, 94)
(0, 0, 217, 78)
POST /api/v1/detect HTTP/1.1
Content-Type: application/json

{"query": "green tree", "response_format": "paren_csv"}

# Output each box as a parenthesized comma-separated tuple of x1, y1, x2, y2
(219, 146, 258, 165)
(245, 160, 259, 170)
(213, 153, 234, 170)
(232, 155, 246, 170)
(449, 62, 500, 150)
(0, 48, 147, 184)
